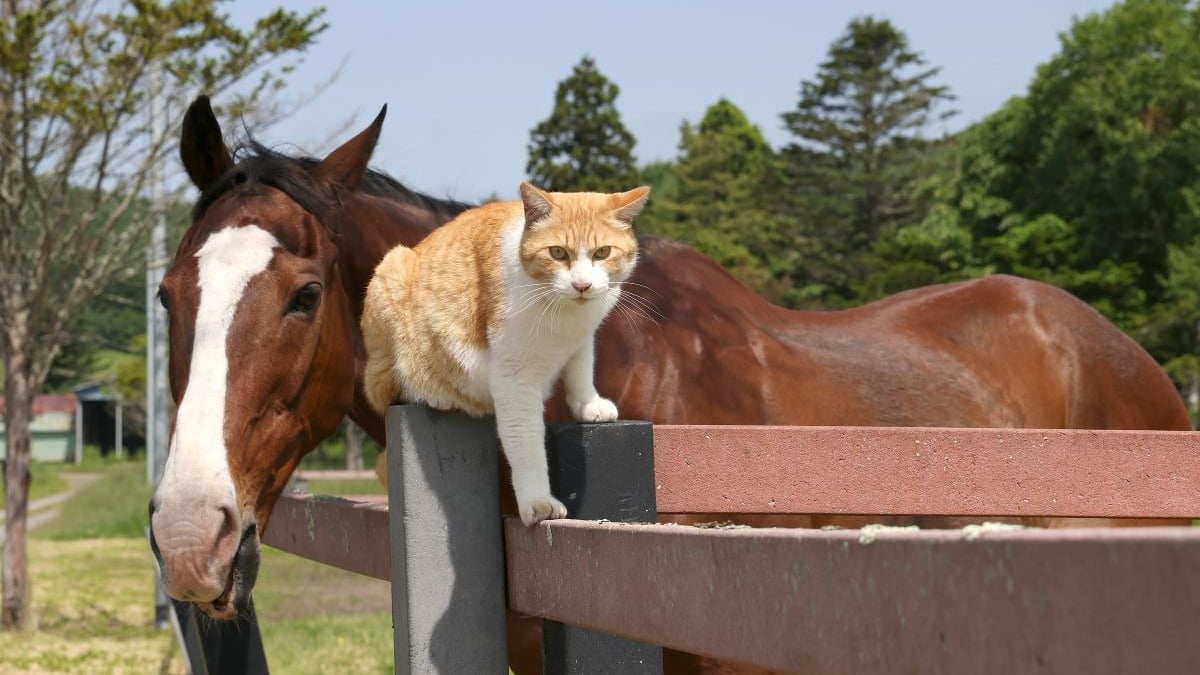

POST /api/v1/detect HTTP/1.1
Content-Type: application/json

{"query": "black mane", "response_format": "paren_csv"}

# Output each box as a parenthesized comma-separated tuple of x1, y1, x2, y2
(191, 140, 474, 225)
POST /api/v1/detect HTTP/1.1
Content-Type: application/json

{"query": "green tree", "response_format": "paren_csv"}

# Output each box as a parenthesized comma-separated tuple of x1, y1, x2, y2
(1140, 236, 1200, 425)
(649, 99, 790, 295)
(862, 137, 985, 297)
(933, 0, 1200, 329)
(782, 16, 956, 306)
(0, 0, 325, 631)
(526, 56, 639, 192)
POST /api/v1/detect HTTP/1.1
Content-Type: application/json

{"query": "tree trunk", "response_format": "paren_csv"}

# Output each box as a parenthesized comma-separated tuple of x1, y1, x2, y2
(2, 344, 34, 631)
(345, 421, 363, 471)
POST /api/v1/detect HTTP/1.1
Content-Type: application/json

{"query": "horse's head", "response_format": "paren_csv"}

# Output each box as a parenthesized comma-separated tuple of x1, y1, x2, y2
(148, 97, 385, 619)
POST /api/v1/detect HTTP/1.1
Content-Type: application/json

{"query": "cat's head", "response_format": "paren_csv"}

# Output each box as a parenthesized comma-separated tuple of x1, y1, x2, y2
(517, 182, 650, 303)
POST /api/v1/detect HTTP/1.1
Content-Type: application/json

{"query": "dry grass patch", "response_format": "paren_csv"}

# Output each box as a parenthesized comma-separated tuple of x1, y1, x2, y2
(0, 537, 397, 674)
(0, 538, 184, 674)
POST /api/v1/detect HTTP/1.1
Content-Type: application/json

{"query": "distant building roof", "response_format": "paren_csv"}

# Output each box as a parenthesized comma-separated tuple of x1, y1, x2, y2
(72, 382, 117, 402)
(0, 394, 77, 417)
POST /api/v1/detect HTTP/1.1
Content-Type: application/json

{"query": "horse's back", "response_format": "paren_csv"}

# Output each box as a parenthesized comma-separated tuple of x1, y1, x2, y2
(847, 273, 1191, 430)
(596, 241, 1189, 432)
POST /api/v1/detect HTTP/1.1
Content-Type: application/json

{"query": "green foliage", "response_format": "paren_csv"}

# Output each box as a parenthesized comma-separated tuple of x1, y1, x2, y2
(938, 0, 1200, 319)
(645, 99, 793, 295)
(780, 16, 957, 306)
(0, 0, 326, 397)
(635, 160, 680, 234)
(526, 56, 639, 192)
(1140, 236, 1200, 423)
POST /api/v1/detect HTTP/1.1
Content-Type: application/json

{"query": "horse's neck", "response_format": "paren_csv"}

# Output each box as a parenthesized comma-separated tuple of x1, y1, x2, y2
(338, 196, 455, 445)
(338, 197, 452, 314)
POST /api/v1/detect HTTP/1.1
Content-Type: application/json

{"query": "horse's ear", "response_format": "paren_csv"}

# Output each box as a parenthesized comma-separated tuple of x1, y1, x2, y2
(520, 182, 555, 229)
(610, 186, 651, 226)
(313, 104, 387, 190)
(180, 95, 233, 191)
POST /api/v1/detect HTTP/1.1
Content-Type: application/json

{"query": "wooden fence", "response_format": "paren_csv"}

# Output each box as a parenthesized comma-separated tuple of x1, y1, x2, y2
(247, 405, 1200, 674)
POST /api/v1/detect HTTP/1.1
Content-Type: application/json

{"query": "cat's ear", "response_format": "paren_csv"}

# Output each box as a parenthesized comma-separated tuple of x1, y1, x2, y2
(520, 182, 556, 229)
(610, 186, 651, 227)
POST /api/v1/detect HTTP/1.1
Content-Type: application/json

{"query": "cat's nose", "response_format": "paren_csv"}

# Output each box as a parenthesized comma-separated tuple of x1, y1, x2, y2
(572, 281, 592, 292)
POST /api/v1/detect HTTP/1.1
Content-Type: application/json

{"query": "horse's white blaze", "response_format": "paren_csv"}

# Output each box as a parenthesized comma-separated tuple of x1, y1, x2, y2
(157, 225, 280, 515)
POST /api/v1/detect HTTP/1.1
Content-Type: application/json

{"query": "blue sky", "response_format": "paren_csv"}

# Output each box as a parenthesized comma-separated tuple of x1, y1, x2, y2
(227, 1, 1118, 202)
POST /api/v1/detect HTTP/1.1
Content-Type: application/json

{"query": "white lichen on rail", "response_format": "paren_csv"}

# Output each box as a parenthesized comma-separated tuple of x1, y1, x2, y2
(961, 522, 1026, 541)
(858, 523, 920, 544)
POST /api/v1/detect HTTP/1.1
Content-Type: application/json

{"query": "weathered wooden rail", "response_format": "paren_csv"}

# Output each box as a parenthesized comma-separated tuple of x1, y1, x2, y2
(260, 406, 1200, 674)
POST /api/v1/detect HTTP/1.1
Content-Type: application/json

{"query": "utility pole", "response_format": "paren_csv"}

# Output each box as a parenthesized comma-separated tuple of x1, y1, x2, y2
(146, 66, 171, 630)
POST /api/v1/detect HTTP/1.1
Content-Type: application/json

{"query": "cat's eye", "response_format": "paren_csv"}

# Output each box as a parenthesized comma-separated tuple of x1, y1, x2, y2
(593, 246, 612, 260)
(548, 246, 569, 261)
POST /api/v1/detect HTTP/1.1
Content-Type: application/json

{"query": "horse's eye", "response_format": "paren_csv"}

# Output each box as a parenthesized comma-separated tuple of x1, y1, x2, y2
(593, 246, 612, 260)
(157, 288, 169, 312)
(288, 282, 322, 315)
(548, 246, 568, 261)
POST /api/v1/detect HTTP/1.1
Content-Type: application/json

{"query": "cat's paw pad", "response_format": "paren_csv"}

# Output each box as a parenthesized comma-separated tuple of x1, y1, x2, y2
(519, 494, 568, 526)
(572, 397, 619, 423)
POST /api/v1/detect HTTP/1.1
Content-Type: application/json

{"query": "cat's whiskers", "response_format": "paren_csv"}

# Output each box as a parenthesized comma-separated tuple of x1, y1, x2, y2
(511, 281, 556, 291)
(614, 280, 665, 300)
(529, 291, 563, 337)
(612, 293, 662, 328)
(623, 295, 665, 322)
(511, 287, 559, 316)
(614, 302, 656, 330)
(612, 284, 665, 325)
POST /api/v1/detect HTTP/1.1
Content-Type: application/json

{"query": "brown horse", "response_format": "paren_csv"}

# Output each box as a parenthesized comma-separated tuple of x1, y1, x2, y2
(148, 97, 1190, 673)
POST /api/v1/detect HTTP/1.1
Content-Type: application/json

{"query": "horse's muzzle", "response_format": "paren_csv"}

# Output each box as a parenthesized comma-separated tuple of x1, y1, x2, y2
(148, 495, 260, 619)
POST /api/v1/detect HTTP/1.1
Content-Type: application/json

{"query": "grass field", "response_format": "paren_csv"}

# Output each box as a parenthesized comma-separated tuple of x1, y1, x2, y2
(305, 478, 387, 497)
(27, 463, 70, 504)
(0, 458, 394, 674)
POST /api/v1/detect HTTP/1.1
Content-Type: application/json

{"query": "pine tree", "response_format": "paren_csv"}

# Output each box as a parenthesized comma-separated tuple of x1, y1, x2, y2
(527, 56, 639, 192)
(782, 16, 956, 306)
(653, 99, 790, 296)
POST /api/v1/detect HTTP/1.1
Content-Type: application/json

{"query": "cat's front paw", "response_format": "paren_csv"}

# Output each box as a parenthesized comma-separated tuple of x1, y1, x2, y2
(571, 396, 619, 423)
(519, 494, 568, 526)
(425, 397, 456, 412)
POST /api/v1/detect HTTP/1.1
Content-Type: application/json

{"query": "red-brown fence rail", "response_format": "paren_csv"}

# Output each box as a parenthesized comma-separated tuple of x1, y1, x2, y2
(262, 408, 1200, 675)
(652, 425, 1198, 517)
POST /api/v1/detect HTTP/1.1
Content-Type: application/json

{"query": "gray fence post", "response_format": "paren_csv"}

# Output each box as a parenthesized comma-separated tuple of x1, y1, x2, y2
(386, 405, 509, 675)
(542, 420, 664, 674)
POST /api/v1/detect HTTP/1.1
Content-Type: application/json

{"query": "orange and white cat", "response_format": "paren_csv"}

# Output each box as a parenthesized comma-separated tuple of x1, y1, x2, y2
(361, 182, 650, 525)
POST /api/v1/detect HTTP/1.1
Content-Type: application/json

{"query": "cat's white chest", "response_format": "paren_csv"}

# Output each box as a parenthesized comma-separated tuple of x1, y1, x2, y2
(484, 223, 617, 387)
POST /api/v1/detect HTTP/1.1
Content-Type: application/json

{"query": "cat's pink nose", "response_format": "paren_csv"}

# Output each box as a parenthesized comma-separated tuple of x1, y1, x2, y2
(572, 281, 592, 292)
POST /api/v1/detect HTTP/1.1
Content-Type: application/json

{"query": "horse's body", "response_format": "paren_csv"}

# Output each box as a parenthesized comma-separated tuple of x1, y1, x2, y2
(148, 99, 1190, 675)
(594, 236, 1187, 431)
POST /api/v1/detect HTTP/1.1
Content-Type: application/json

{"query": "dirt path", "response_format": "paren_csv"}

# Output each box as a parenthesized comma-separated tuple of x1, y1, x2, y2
(0, 473, 100, 543)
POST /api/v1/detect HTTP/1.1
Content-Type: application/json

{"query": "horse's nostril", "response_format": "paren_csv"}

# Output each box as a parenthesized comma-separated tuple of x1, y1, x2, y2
(217, 504, 237, 537)
(148, 526, 163, 565)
